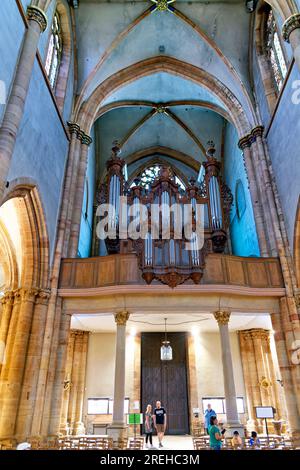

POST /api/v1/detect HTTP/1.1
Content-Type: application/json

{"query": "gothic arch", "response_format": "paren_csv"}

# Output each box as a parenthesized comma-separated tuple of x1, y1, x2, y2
(76, 56, 253, 138)
(44, 0, 72, 112)
(1, 181, 50, 290)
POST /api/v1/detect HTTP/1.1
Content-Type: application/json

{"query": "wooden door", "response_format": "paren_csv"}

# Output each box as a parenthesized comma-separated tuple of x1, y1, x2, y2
(141, 332, 189, 435)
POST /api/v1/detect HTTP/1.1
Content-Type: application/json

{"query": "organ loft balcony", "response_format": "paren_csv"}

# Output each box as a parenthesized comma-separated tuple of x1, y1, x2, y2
(58, 144, 284, 296)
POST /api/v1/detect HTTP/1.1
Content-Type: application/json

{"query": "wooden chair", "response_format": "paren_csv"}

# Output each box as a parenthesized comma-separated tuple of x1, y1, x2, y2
(127, 437, 145, 450)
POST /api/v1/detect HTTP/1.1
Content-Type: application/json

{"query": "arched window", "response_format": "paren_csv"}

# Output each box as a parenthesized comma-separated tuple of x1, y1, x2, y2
(264, 7, 287, 94)
(130, 164, 186, 190)
(45, 10, 63, 90)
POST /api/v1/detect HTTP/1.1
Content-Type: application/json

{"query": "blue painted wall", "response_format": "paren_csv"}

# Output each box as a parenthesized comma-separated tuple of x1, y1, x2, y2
(224, 123, 260, 257)
(1, 1, 76, 262)
(0, 0, 25, 124)
(78, 127, 96, 258)
(265, 63, 300, 251)
(7, 59, 69, 261)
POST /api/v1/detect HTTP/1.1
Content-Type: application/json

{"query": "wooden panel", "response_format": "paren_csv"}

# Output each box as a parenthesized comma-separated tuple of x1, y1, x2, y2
(267, 261, 284, 287)
(96, 259, 116, 286)
(58, 254, 284, 290)
(74, 261, 95, 288)
(118, 257, 139, 283)
(226, 258, 246, 286)
(141, 333, 189, 435)
(59, 261, 73, 288)
(202, 255, 224, 284)
(246, 261, 269, 288)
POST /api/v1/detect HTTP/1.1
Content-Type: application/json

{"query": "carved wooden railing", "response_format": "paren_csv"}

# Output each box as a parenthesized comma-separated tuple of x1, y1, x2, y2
(58, 253, 284, 290)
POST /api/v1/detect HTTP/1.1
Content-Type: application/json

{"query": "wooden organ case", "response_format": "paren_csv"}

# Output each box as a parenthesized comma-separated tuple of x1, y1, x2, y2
(97, 142, 232, 288)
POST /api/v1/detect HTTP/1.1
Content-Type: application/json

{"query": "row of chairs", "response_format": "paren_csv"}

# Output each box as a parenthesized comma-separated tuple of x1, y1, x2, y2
(23, 436, 145, 451)
(193, 435, 296, 450)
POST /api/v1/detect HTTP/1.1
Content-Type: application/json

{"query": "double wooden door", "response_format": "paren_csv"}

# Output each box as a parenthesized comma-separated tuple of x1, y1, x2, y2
(141, 332, 189, 435)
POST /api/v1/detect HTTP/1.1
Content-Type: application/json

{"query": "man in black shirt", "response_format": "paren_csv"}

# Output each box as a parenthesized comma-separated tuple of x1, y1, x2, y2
(153, 401, 167, 448)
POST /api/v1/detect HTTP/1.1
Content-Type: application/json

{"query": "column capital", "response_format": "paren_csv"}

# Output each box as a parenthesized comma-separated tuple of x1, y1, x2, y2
(238, 134, 252, 150)
(35, 288, 51, 305)
(114, 311, 130, 326)
(81, 133, 93, 146)
(67, 122, 81, 136)
(282, 14, 300, 43)
(27, 6, 48, 33)
(251, 125, 264, 139)
(214, 310, 231, 325)
(238, 126, 264, 150)
(0, 290, 15, 306)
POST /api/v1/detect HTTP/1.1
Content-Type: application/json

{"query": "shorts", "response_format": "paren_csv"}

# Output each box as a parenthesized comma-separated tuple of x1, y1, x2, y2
(156, 424, 165, 433)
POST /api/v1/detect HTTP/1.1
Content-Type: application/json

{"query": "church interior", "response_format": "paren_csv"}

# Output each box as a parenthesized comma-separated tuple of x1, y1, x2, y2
(0, 0, 300, 451)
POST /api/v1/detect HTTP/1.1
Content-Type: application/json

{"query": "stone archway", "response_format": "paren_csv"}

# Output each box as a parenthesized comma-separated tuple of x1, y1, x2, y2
(0, 183, 50, 444)
(75, 56, 254, 138)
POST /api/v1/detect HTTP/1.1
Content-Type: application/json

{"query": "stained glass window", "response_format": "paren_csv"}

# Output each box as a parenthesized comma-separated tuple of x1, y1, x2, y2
(265, 9, 287, 94)
(45, 11, 63, 89)
(130, 165, 185, 190)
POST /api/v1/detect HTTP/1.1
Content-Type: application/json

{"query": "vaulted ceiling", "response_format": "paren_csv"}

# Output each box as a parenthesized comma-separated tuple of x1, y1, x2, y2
(75, 1, 254, 179)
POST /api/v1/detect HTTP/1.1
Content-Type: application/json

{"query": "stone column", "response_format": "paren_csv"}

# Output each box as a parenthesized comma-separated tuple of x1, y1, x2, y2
(62, 125, 84, 257)
(238, 331, 258, 432)
(238, 137, 269, 256)
(74, 331, 89, 435)
(107, 311, 130, 443)
(0, 288, 38, 440)
(0, 292, 15, 374)
(68, 134, 93, 257)
(46, 306, 72, 437)
(282, 14, 300, 72)
(271, 311, 300, 444)
(15, 289, 50, 441)
(59, 330, 76, 435)
(214, 311, 243, 436)
(0, 6, 47, 201)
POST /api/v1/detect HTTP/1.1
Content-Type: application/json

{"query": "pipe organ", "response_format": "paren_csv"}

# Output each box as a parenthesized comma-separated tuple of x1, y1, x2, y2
(98, 142, 232, 288)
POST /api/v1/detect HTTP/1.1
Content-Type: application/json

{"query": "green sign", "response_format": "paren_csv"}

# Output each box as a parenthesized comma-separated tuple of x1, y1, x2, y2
(127, 413, 143, 425)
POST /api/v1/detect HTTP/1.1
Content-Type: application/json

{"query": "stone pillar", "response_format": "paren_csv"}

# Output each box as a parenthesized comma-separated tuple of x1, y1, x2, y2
(214, 311, 244, 436)
(68, 134, 93, 257)
(46, 306, 72, 437)
(282, 14, 300, 72)
(0, 292, 15, 374)
(0, 288, 38, 440)
(59, 330, 76, 435)
(56, 329, 89, 436)
(0, 6, 47, 201)
(15, 289, 50, 441)
(238, 137, 269, 256)
(238, 330, 258, 432)
(271, 311, 300, 444)
(107, 311, 130, 443)
(62, 125, 84, 257)
(74, 331, 89, 435)
(239, 329, 285, 434)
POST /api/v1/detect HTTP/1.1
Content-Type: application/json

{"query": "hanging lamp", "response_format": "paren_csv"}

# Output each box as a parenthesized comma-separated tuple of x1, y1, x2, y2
(160, 318, 173, 361)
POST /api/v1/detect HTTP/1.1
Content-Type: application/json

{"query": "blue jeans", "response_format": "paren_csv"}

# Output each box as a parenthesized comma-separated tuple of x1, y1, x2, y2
(210, 444, 222, 451)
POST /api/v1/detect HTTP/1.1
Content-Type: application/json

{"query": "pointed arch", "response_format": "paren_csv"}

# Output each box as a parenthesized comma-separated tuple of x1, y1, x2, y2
(76, 56, 253, 138)
(1, 181, 50, 289)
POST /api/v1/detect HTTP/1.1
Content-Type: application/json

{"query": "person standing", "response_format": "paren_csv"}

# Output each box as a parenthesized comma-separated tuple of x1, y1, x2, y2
(144, 404, 154, 448)
(204, 403, 216, 434)
(153, 401, 167, 448)
(208, 416, 225, 450)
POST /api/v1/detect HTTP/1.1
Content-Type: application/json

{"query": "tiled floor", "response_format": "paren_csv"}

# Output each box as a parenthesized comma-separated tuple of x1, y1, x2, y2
(143, 435, 193, 450)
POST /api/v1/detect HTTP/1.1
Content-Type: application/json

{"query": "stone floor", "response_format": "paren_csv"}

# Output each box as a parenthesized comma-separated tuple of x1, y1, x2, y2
(143, 435, 193, 450)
